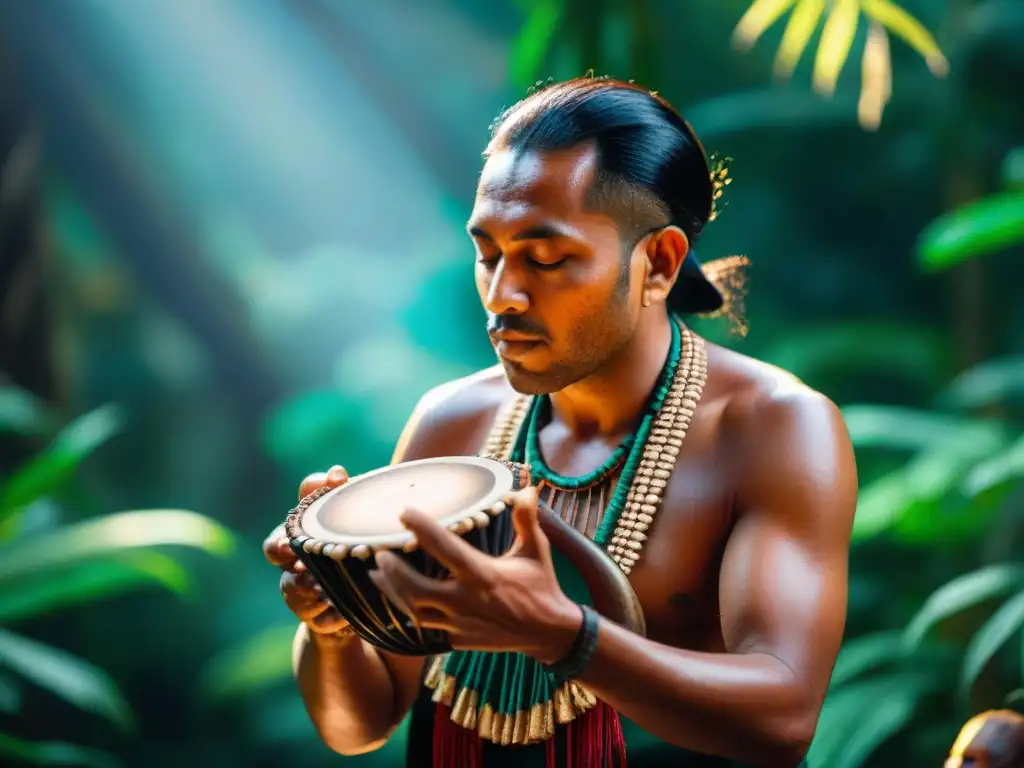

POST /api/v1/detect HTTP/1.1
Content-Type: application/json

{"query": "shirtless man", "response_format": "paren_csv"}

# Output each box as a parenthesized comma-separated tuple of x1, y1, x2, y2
(264, 77, 857, 767)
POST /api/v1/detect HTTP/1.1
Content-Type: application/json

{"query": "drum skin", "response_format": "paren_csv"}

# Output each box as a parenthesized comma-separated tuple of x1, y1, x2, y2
(285, 456, 646, 655)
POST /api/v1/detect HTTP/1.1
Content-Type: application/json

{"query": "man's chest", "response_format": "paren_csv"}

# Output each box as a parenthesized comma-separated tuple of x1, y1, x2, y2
(622, 452, 736, 650)
(462, 391, 738, 649)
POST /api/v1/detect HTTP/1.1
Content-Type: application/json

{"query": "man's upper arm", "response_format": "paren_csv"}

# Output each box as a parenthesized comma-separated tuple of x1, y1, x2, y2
(719, 388, 857, 708)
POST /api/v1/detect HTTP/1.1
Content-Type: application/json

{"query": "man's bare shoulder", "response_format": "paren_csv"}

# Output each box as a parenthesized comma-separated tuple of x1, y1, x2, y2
(706, 340, 857, 521)
(394, 365, 517, 462)
(706, 340, 845, 436)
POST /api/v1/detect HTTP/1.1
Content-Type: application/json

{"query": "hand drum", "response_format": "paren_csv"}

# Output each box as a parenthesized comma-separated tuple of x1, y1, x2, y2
(284, 456, 645, 656)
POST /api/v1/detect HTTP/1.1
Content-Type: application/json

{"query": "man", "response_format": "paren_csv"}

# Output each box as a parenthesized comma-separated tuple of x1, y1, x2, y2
(264, 77, 857, 767)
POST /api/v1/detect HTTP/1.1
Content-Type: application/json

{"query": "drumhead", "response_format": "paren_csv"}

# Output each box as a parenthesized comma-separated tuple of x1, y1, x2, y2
(294, 456, 515, 551)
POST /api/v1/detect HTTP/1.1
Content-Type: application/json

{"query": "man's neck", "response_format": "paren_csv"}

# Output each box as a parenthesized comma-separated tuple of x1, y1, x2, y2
(547, 312, 675, 439)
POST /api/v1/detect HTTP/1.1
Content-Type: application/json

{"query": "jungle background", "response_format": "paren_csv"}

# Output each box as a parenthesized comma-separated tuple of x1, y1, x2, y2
(1, 0, 1022, 766)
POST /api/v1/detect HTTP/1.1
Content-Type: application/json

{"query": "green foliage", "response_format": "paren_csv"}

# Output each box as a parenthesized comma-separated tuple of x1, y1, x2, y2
(200, 624, 298, 702)
(809, 560, 1024, 766)
(0, 405, 123, 528)
(760, 322, 950, 390)
(805, 350, 1024, 763)
(0, 389, 55, 437)
(939, 355, 1024, 410)
(917, 191, 1024, 272)
(509, 0, 563, 88)
(903, 565, 1024, 649)
(0, 629, 134, 733)
(0, 390, 237, 765)
(0, 734, 118, 768)
(843, 403, 1010, 542)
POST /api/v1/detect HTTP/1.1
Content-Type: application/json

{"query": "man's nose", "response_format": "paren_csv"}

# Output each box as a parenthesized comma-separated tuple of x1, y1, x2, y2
(484, 260, 529, 315)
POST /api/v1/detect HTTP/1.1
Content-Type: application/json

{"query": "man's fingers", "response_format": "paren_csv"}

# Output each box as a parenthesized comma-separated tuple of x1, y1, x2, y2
(298, 464, 349, 501)
(309, 609, 350, 635)
(284, 590, 331, 622)
(297, 473, 327, 501)
(372, 552, 454, 618)
(281, 570, 332, 621)
(263, 524, 297, 568)
(265, 538, 295, 569)
(399, 507, 491, 581)
(281, 570, 320, 598)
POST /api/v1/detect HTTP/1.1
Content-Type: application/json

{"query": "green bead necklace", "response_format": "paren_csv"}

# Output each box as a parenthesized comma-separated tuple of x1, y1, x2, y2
(519, 318, 682, 547)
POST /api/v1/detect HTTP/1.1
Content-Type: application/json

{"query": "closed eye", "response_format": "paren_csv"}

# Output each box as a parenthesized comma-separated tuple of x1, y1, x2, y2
(530, 257, 565, 271)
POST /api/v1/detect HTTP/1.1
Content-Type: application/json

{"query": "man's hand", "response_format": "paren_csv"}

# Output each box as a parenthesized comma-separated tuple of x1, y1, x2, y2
(369, 486, 582, 663)
(263, 465, 350, 635)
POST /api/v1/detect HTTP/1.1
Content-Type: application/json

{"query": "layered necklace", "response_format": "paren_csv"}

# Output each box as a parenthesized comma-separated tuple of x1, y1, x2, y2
(483, 317, 708, 574)
(423, 318, 708, 766)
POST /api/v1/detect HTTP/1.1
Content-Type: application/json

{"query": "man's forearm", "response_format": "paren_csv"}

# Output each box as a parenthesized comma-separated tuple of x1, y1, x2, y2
(544, 619, 815, 767)
(292, 624, 401, 755)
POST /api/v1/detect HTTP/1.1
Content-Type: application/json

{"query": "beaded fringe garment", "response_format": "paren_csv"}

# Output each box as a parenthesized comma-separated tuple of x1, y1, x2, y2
(423, 323, 708, 754)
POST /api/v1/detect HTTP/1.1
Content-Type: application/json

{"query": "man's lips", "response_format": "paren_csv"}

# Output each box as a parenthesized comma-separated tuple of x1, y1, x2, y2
(490, 332, 545, 359)
(489, 330, 544, 344)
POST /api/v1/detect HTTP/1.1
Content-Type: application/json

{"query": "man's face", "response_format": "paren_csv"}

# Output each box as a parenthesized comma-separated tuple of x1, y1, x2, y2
(467, 144, 645, 395)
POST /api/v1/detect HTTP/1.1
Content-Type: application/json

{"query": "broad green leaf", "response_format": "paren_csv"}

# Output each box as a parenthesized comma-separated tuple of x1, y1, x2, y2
(812, 0, 859, 95)
(773, 0, 827, 79)
(760, 323, 949, 388)
(0, 498, 60, 544)
(1003, 147, 1024, 189)
(829, 631, 905, 689)
(940, 355, 1024, 410)
(904, 564, 1024, 649)
(841, 405, 1004, 452)
(960, 589, 1024, 704)
(860, 0, 949, 75)
(830, 689, 924, 768)
(962, 435, 1024, 498)
(732, 0, 799, 50)
(509, 0, 562, 89)
(0, 629, 132, 730)
(0, 510, 235, 584)
(853, 439, 1005, 542)
(200, 624, 297, 702)
(851, 468, 911, 541)
(917, 192, 1024, 272)
(0, 552, 192, 624)
(0, 733, 119, 768)
(0, 405, 124, 520)
(808, 671, 939, 768)
(0, 388, 53, 437)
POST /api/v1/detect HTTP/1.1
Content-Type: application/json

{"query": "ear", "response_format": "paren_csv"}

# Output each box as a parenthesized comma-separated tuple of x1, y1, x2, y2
(641, 226, 689, 305)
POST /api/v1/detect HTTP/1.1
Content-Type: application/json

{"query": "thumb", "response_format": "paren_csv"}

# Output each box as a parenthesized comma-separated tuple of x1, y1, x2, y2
(509, 486, 547, 561)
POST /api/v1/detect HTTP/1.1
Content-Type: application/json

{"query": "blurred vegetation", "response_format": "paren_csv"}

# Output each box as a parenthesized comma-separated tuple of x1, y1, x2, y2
(0, 392, 234, 767)
(0, 0, 1022, 766)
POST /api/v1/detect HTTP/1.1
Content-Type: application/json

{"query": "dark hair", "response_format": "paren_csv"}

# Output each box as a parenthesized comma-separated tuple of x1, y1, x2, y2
(487, 77, 715, 250)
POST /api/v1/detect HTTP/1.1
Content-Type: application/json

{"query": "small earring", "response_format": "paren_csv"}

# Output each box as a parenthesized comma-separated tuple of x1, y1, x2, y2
(642, 290, 652, 307)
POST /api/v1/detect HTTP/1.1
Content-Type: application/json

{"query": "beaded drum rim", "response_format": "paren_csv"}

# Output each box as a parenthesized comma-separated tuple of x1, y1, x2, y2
(284, 456, 529, 561)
